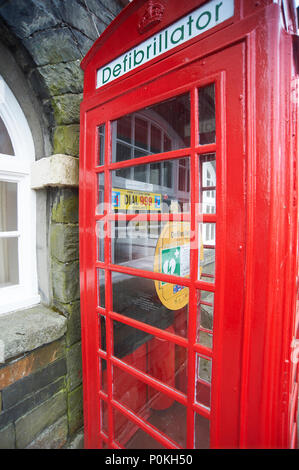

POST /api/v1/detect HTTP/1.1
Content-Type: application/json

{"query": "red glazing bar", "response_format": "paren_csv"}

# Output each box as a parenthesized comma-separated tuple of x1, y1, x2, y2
(95, 212, 216, 224)
(200, 273, 215, 279)
(199, 300, 214, 307)
(192, 342, 213, 358)
(196, 143, 217, 154)
(111, 399, 182, 449)
(105, 262, 192, 286)
(94, 147, 191, 173)
(96, 213, 192, 222)
(99, 390, 108, 401)
(110, 355, 188, 407)
(103, 120, 114, 448)
(110, 309, 188, 348)
(98, 349, 108, 360)
(185, 86, 199, 449)
(193, 402, 211, 420)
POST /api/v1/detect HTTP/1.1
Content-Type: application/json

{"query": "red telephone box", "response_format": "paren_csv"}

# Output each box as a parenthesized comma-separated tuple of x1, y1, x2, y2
(79, 0, 299, 449)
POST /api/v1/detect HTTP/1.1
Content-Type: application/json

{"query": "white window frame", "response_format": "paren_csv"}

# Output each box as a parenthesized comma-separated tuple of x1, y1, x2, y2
(0, 76, 39, 315)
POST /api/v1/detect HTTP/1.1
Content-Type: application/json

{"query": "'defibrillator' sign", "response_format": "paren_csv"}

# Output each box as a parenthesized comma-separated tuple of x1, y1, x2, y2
(97, 0, 234, 89)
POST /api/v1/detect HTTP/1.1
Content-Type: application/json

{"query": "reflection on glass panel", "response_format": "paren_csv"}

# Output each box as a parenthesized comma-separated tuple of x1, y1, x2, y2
(111, 158, 190, 214)
(100, 399, 109, 433)
(196, 290, 214, 347)
(0, 237, 19, 287)
(98, 125, 105, 166)
(113, 366, 187, 448)
(96, 220, 105, 262)
(198, 84, 215, 145)
(198, 223, 215, 282)
(113, 408, 166, 449)
(99, 439, 109, 449)
(97, 269, 105, 308)
(99, 314, 107, 352)
(194, 413, 210, 449)
(112, 320, 188, 394)
(112, 93, 190, 162)
(97, 173, 105, 214)
(0, 181, 18, 231)
(99, 357, 107, 394)
(0, 116, 14, 155)
(111, 220, 191, 280)
(112, 272, 188, 338)
(195, 354, 212, 410)
(199, 154, 216, 214)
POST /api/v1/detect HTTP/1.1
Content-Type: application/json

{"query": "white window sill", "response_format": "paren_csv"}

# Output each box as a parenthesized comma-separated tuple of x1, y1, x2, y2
(0, 294, 41, 316)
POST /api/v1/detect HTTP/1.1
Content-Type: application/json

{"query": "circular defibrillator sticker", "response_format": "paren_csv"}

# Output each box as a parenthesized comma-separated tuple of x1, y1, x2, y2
(154, 221, 191, 310)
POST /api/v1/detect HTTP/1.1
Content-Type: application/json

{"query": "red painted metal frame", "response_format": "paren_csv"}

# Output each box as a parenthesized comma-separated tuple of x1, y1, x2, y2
(80, 0, 299, 449)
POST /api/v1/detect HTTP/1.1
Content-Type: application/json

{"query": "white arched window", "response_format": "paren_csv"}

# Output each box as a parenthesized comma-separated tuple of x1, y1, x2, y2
(0, 76, 39, 314)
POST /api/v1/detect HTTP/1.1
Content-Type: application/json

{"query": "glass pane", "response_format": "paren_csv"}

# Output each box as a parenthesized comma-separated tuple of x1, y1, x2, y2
(111, 221, 191, 279)
(113, 366, 187, 447)
(97, 173, 105, 214)
(112, 272, 188, 338)
(198, 223, 215, 282)
(100, 399, 109, 433)
(113, 408, 166, 449)
(112, 93, 190, 162)
(194, 413, 210, 449)
(135, 117, 148, 151)
(97, 269, 105, 308)
(0, 181, 18, 231)
(198, 84, 215, 145)
(195, 354, 212, 409)
(200, 154, 216, 214)
(99, 314, 107, 352)
(97, 125, 105, 166)
(0, 116, 14, 155)
(112, 320, 188, 394)
(99, 357, 108, 394)
(196, 290, 214, 346)
(99, 438, 109, 449)
(96, 220, 105, 262)
(0, 237, 19, 287)
(111, 158, 190, 214)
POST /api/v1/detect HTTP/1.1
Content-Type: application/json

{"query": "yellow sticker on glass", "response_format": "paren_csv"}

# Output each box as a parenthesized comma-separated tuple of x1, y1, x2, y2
(154, 221, 191, 310)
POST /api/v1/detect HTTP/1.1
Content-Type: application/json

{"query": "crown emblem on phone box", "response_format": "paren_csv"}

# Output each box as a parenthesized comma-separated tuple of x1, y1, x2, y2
(138, 0, 165, 34)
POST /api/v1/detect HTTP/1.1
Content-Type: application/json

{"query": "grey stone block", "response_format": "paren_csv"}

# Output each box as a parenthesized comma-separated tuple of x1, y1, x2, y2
(37, 61, 83, 96)
(72, 29, 95, 56)
(84, 0, 122, 19)
(15, 389, 67, 449)
(23, 27, 83, 66)
(51, 188, 79, 224)
(51, 93, 82, 126)
(0, 377, 65, 430)
(52, 259, 80, 304)
(68, 385, 83, 435)
(0, 0, 58, 39)
(65, 427, 84, 449)
(1, 358, 67, 409)
(53, 0, 99, 40)
(26, 415, 68, 449)
(53, 300, 81, 347)
(0, 423, 15, 449)
(52, 124, 80, 157)
(66, 342, 82, 392)
(0, 306, 67, 362)
(50, 223, 79, 263)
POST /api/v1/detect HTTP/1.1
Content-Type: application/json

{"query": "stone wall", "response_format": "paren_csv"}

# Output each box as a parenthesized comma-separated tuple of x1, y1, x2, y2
(0, 0, 125, 449)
